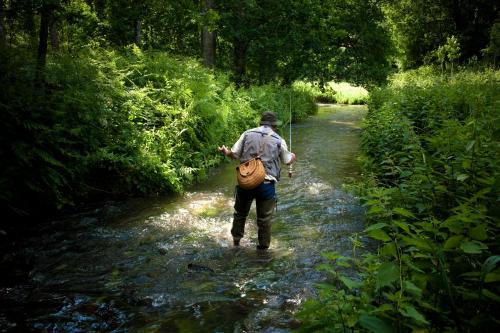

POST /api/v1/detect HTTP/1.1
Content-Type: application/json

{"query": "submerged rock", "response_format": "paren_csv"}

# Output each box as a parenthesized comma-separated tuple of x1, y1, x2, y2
(187, 263, 215, 273)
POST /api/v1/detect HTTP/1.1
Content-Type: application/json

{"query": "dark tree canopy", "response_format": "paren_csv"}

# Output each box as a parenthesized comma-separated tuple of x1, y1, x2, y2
(383, 0, 499, 69)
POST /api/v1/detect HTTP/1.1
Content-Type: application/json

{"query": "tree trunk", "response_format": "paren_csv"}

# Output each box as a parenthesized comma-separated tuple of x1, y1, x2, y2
(0, 0, 5, 48)
(201, 0, 216, 68)
(49, 15, 59, 50)
(233, 39, 248, 87)
(25, 0, 37, 48)
(134, 19, 142, 45)
(37, 6, 49, 74)
(95, 0, 105, 20)
(449, 0, 467, 36)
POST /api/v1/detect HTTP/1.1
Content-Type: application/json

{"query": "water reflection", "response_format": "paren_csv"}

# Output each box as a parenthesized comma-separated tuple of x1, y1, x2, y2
(0, 105, 367, 332)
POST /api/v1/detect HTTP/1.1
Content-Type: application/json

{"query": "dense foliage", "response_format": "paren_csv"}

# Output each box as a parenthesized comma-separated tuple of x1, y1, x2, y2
(0, 0, 393, 86)
(383, 0, 499, 69)
(216, 0, 392, 86)
(0, 45, 316, 217)
(297, 68, 500, 332)
(302, 81, 370, 105)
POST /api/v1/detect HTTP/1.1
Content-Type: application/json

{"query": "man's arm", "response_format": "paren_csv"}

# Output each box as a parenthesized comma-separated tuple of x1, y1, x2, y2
(280, 139, 296, 165)
(218, 132, 245, 160)
(218, 145, 238, 160)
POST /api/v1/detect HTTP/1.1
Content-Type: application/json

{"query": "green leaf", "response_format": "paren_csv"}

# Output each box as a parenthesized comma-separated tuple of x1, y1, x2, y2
(405, 260, 425, 273)
(377, 262, 400, 288)
(316, 263, 334, 272)
(358, 314, 395, 333)
(485, 273, 500, 283)
(316, 283, 335, 293)
(337, 259, 352, 268)
(400, 304, 429, 324)
(369, 304, 393, 314)
(456, 174, 469, 182)
(482, 289, 500, 302)
(364, 199, 380, 206)
(469, 224, 487, 241)
(367, 229, 391, 242)
(482, 256, 500, 274)
(466, 140, 475, 152)
(321, 251, 342, 260)
(368, 206, 386, 215)
(401, 236, 433, 252)
(392, 207, 415, 218)
(393, 220, 411, 233)
(380, 243, 397, 257)
(461, 241, 488, 254)
(339, 275, 362, 290)
(404, 280, 423, 299)
(365, 223, 388, 232)
(481, 256, 500, 282)
(443, 235, 464, 250)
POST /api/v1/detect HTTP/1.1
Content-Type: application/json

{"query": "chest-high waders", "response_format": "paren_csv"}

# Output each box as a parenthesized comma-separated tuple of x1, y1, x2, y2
(231, 128, 281, 250)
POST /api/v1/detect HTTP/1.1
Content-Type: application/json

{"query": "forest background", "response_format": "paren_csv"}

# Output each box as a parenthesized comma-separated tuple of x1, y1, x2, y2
(0, 0, 499, 331)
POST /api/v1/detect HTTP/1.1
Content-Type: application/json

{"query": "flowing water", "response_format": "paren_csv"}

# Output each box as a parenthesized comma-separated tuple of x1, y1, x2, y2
(1, 105, 367, 332)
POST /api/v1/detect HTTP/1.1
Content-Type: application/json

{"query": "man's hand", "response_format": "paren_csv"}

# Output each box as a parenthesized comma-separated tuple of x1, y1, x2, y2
(287, 152, 296, 165)
(218, 145, 237, 159)
(218, 145, 229, 156)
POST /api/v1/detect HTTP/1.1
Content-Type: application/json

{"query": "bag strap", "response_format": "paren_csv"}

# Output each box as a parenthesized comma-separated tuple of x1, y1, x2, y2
(258, 131, 272, 158)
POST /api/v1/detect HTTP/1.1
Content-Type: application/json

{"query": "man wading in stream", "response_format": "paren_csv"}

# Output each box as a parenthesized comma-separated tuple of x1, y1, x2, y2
(218, 111, 296, 250)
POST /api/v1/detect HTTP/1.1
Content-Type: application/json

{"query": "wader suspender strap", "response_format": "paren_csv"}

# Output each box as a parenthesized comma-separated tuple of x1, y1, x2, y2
(259, 132, 272, 159)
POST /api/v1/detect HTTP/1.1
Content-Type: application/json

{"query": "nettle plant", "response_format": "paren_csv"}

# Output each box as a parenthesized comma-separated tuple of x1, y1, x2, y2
(296, 68, 500, 332)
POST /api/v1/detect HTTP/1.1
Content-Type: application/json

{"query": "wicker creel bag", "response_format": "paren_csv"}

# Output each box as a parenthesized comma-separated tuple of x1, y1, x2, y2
(236, 157, 266, 190)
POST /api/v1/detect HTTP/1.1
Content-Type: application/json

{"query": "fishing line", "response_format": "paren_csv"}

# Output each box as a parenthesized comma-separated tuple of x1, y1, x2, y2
(288, 92, 293, 178)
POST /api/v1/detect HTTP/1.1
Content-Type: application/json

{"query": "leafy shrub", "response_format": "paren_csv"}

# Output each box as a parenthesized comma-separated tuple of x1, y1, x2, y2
(0, 45, 316, 217)
(245, 82, 317, 126)
(295, 80, 369, 104)
(297, 68, 500, 332)
(320, 81, 369, 104)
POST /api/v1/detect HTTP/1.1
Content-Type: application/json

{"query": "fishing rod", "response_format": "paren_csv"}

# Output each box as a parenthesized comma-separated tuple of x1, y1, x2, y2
(288, 93, 293, 178)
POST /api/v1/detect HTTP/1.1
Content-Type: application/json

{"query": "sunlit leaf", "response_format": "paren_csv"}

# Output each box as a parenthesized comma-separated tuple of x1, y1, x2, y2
(316, 263, 334, 272)
(461, 241, 488, 254)
(337, 259, 352, 268)
(367, 229, 391, 242)
(392, 207, 415, 218)
(393, 220, 411, 233)
(368, 206, 386, 215)
(321, 251, 342, 260)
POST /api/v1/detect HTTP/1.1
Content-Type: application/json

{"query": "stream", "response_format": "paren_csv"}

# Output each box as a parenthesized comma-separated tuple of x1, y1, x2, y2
(1, 105, 367, 333)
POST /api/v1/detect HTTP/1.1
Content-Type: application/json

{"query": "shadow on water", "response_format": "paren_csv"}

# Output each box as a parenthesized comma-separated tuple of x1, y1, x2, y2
(0, 105, 368, 332)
